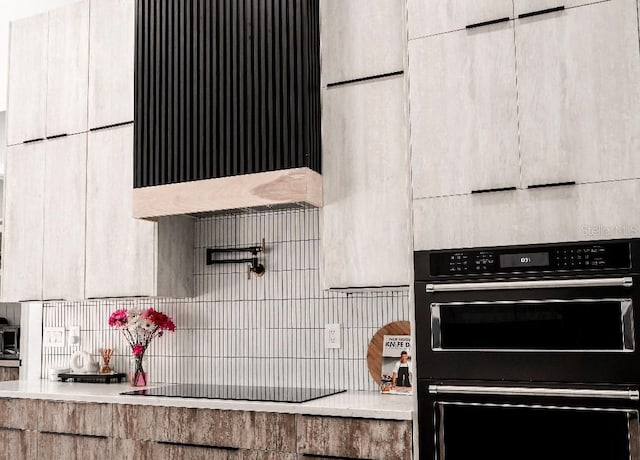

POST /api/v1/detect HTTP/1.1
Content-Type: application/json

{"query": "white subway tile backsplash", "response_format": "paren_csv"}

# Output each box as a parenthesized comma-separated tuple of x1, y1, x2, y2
(41, 208, 409, 390)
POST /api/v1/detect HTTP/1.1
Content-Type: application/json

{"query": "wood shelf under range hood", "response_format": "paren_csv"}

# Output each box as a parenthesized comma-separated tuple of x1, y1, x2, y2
(132, 167, 323, 220)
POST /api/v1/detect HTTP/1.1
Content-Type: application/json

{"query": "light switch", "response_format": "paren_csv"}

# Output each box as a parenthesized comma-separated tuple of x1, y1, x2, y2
(68, 326, 80, 347)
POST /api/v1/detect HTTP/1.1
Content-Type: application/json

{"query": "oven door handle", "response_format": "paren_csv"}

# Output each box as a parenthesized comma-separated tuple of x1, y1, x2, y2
(426, 277, 633, 292)
(428, 385, 640, 400)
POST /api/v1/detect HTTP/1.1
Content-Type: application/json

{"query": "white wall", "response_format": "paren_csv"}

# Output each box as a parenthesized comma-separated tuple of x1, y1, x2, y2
(0, 0, 80, 112)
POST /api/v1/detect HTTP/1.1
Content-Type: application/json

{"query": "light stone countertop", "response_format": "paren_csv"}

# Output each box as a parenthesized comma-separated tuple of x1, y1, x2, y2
(0, 380, 414, 420)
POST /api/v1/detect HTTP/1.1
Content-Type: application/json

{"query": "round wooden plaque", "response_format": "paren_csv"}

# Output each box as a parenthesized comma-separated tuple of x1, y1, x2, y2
(366, 320, 411, 384)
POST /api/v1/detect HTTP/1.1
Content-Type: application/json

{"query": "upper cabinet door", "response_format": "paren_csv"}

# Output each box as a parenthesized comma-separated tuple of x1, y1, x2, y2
(516, 0, 640, 187)
(514, 0, 608, 16)
(322, 75, 411, 289)
(409, 23, 520, 198)
(42, 134, 87, 301)
(46, 0, 90, 138)
(86, 125, 156, 298)
(88, 0, 135, 129)
(6, 13, 48, 145)
(2, 143, 46, 302)
(408, 0, 514, 38)
(320, 0, 405, 84)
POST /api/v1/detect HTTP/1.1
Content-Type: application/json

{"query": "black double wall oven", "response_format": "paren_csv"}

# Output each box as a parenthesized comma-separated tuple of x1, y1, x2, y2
(415, 239, 640, 460)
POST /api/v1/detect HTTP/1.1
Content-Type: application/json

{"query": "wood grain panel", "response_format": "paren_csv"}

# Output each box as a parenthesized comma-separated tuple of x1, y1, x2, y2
(0, 399, 39, 431)
(154, 407, 296, 452)
(0, 429, 37, 460)
(132, 167, 323, 219)
(0, 368, 20, 382)
(38, 432, 112, 460)
(297, 415, 413, 460)
(39, 401, 112, 437)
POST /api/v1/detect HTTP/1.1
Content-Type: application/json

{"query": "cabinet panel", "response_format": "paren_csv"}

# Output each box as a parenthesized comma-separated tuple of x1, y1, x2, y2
(0, 367, 20, 382)
(320, 0, 405, 84)
(86, 125, 156, 298)
(413, 179, 640, 250)
(516, 0, 640, 186)
(153, 407, 296, 452)
(88, 0, 135, 129)
(43, 134, 87, 300)
(0, 429, 37, 460)
(514, 0, 609, 16)
(38, 432, 111, 460)
(296, 415, 413, 460)
(6, 13, 48, 145)
(408, 0, 514, 38)
(0, 399, 39, 431)
(322, 76, 411, 288)
(39, 401, 112, 437)
(2, 143, 46, 302)
(46, 0, 90, 137)
(409, 24, 520, 198)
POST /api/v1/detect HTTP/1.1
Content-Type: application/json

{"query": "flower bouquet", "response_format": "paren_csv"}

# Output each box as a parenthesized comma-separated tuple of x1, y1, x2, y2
(108, 308, 176, 386)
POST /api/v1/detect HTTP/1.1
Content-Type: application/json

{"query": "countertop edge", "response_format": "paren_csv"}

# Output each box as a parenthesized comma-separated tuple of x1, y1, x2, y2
(0, 384, 414, 421)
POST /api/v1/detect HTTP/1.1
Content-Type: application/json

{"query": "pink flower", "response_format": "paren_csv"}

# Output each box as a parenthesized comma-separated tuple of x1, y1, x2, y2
(132, 344, 145, 357)
(108, 309, 128, 329)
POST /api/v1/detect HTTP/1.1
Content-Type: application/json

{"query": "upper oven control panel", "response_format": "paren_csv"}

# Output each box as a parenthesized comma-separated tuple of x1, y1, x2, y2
(419, 240, 634, 279)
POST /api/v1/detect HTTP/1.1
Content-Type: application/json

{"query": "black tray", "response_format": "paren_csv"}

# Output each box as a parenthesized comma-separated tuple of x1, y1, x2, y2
(58, 373, 127, 384)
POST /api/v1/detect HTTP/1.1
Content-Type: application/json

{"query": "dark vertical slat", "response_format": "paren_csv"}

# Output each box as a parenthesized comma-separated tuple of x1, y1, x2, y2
(265, 0, 274, 172)
(159, 0, 167, 185)
(178, 0, 185, 184)
(237, 0, 246, 176)
(250, 0, 260, 175)
(134, 0, 141, 187)
(231, 0, 239, 176)
(166, 2, 176, 187)
(204, 0, 211, 179)
(198, 0, 205, 181)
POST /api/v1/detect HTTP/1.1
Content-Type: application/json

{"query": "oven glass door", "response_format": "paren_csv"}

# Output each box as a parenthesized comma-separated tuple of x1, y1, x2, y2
(432, 298, 633, 352)
(434, 401, 639, 460)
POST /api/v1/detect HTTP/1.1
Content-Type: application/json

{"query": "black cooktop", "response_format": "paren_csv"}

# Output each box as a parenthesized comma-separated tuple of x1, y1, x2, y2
(121, 384, 346, 403)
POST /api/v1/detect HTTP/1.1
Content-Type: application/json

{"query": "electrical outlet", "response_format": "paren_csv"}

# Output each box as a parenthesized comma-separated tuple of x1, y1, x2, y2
(325, 323, 341, 349)
(68, 326, 80, 347)
(43, 327, 66, 348)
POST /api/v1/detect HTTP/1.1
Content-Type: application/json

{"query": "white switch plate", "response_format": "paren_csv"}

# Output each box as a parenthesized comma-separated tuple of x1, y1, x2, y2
(68, 326, 80, 347)
(325, 323, 341, 349)
(43, 327, 66, 348)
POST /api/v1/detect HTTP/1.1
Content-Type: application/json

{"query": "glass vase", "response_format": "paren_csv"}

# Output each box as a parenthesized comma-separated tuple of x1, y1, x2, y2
(129, 356, 149, 387)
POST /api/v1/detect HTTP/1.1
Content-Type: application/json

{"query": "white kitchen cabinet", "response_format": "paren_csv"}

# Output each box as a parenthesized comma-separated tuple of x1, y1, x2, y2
(409, 23, 520, 199)
(413, 180, 640, 250)
(86, 125, 193, 298)
(407, 0, 514, 38)
(88, 0, 136, 129)
(42, 134, 87, 301)
(2, 143, 46, 302)
(514, 0, 610, 17)
(46, 0, 90, 138)
(6, 13, 48, 145)
(320, 0, 405, 84)
(322, 75, 411, 289)
(516, 0, 640, 187)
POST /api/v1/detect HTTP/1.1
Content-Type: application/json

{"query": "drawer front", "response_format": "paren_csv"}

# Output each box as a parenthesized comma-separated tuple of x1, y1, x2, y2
(38, 432, 112, 460)
(154, 407, 296, 452)
(0, 367, 20, 382)
(297, 416, 413, 460)
(0, 428, 37, 460)
(0, 398, 39, 431)
(113, 404, 156, 440)
(39, 401, 112, 437)
(112, 439, 297, 460)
